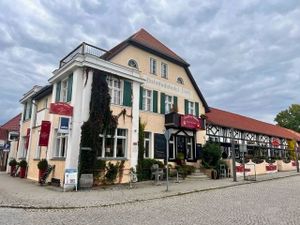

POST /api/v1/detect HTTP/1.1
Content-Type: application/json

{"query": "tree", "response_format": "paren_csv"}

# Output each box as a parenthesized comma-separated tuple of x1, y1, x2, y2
(274, 104, 300, 132)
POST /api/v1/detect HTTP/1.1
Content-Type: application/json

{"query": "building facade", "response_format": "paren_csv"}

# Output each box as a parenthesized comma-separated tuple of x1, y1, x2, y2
(17, 29, 208, 185)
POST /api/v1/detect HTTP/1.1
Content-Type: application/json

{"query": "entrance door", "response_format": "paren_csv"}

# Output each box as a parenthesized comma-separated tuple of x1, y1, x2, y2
(177, 136, 186, 158)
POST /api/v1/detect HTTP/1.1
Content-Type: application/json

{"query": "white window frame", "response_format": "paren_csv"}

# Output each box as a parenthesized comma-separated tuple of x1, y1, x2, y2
(186, 137, 193, 160)
(128, 59, 138, 69)
(144, 131, 151, 158)
(150, 58, 157, 75)
(188, 101, 195, 115)
(19, 136, 27, 159)
(165, 95, 173, 114)
(24, 101, 32, 121)
(107, 75, 123, 105)
(142, 89, 152, 111)
(34, 131, 41, 159)
(53, 130, 68, 158)
(169, 135, 175, 160)
(60, 78, 68, 102)
(161, 62, 168, 79)
(98, 128, 128, 159)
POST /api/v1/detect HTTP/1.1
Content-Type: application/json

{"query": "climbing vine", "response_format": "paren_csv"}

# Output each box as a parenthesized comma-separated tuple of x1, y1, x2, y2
(78, 69, 118, 178)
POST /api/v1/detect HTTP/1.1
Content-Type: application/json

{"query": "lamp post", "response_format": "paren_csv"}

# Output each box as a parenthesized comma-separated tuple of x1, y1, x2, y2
(164, 129, 172, 192)
(295, 144, 299, 173)
(231, 128, 237, 182)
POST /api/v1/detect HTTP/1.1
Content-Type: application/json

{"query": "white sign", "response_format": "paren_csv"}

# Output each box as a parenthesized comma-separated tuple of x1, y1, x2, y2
(58, 117, 70, 134)
(64, 168, 78, 191)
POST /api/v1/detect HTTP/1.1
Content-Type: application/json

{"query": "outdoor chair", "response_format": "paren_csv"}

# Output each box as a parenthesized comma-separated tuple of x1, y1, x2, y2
(219, 164, 227, 178)
(151, 164, 164, 184)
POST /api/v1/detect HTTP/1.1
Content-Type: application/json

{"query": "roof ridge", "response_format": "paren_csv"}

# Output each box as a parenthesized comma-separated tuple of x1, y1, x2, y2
(1, 113, 21, 128)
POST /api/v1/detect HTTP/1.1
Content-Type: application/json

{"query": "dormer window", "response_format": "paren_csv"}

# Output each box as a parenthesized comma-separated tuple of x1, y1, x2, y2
(177, 77, 184, 85)
(128, 59, 138, 69)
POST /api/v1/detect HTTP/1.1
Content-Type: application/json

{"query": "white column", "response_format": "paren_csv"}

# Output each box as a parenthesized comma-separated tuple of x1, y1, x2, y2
(26, 100, 37, 162)
(65, 68, 84, 170)
(130, 81, 140, 169)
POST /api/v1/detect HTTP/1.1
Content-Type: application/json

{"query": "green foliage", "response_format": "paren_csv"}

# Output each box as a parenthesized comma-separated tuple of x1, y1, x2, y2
(37, 159, 48, 170)
(137, 119, 146, 178)
(79, 70, 118, 177)
(215, 159, 228, 170)
(252, 157, 264, 164)
(176, 165, 196, 179)
(95, 159, 106, 171)
(9, 158, 17, 167)
(201, 141, 221, 169)
(275, 104, 300, 132)
(105, 162, 119, 184)
(19, 160, 27, 168)
(137, 158, 164, 181)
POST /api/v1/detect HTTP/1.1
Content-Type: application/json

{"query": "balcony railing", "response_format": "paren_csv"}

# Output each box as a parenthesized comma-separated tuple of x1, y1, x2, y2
(59, 42, 109, 68)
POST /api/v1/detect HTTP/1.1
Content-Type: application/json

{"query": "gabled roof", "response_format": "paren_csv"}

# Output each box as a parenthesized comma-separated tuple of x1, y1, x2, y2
(1, 114, 21, 132)
(102, 28, 209, 112)
(206, 108, 300, 141)
(0, 128, 8, 141)
(32, 85, 53, 100)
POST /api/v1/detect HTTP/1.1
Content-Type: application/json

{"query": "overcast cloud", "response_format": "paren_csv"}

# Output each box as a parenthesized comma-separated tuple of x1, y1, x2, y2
(0, 0, 299, 125)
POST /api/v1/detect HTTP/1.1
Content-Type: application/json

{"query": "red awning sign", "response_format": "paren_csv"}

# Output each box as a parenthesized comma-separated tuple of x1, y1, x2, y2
(39, 121, 51, 147)
(50, 102, 73, 116)
(180, 114, 201, 130)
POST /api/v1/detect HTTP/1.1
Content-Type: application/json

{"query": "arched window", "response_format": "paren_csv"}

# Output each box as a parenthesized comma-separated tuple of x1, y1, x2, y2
(128, 59, 138, 69)
(177, 77, 184, 85)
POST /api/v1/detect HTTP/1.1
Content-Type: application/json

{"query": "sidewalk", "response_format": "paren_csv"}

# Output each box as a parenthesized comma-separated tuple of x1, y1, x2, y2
(0, 171, 299, 209)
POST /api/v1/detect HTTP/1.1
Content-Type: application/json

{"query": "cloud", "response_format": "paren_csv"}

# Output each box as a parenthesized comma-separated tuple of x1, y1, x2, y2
(0, 0, 299, 125)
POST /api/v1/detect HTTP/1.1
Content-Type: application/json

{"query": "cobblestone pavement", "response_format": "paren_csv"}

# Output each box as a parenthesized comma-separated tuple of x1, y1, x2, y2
(1, 175, 300, 225)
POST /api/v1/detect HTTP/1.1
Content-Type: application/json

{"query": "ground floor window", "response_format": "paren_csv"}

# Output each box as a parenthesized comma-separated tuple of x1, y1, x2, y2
(54, 131, 68, 158)
(144, 132, 151, 158)
(97, 128, 127, 158)
(34, 131, 41, 159)
(169, 135, 175, 160)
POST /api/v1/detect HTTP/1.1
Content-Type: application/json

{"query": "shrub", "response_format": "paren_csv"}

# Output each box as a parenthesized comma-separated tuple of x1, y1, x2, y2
(252, 157, 264, 164)
(266, 157, 276, 164)
(37, 159, 48, 170)
(9, 158, 17, 167)
(137, 158, 164, 181)
(19, 160, 27, 168)
(95, 159, 106, 171)
(105, 162, 119, 184)
(201, 142, 221, 169)
(176, 165, 196, 179)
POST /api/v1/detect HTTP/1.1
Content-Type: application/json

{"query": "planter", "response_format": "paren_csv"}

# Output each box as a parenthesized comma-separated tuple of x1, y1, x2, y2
(19, 167, 26, 178)
(10, 166, 16, 176)
(38, 169, 46, 183)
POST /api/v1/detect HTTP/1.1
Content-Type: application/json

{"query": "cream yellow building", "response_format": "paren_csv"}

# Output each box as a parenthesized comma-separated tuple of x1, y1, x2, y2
(19, 29, 209, 186)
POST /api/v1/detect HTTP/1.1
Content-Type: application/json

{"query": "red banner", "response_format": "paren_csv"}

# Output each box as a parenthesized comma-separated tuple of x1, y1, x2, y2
(25, 128, 30, 150)
(50, 102, 73, 116)
(266, 164, 277, 171)
(236, 165, 251, 173)
(39, 121, 51, 147)
(180, 115, 202, 130)
(271, 138, 280, 147)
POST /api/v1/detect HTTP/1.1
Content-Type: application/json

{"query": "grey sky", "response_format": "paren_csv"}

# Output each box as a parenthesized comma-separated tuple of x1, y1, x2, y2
(0, 0, 299, 125)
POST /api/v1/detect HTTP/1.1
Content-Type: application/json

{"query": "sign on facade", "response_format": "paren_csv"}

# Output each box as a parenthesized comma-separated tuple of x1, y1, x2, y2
(64, 168, 78, 191)
(58, 117, 70, 134)
(50, 102, 73, 116)
(3, 143, 10, 152)
(39, 121, 51, 146)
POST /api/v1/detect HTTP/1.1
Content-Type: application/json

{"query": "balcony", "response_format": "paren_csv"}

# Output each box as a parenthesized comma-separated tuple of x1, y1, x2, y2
(59, 42, 109, 68)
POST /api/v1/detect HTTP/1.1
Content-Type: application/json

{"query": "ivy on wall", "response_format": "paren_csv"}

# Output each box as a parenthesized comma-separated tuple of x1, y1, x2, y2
(78, 69, 118, 178)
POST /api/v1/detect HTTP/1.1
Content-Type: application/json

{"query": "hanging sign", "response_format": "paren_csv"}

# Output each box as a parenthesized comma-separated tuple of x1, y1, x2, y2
(3, 143, 10, 152)
(39, 121, 51, 146)
(271, 138, 280, 147)
(180, 115, 201, 130)
(50, 102, 73, 116)
(58, 117, 70, 134)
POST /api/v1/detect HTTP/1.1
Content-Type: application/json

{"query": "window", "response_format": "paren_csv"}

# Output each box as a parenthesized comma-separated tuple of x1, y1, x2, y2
(97, 129, 127, 158)
(188, 101, 195, 115)
(161, 62, 168, 79)
(34, 131, 41, 159)
(54, 131, 68, 158)
(107, 76, 122, 105)
(142, 89, 152, 111)
(56, 74, 73, 102)
(23, 101, 32, 121)
(169, 135, 175, 160)
(177, 77, 184, 85)
(19, 136, 27, 159)
(61, 79, 68, 102)
(44, 98, 48, 109)
(186, 137, 193, 160)
(165, 95, 173, 114)
(128, 59, 138, 69)
(144, 132, 151, 158)
(150, 58, 157, 74)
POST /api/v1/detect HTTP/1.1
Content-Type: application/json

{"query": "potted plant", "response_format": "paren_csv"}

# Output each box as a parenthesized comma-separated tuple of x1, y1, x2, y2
(37, 159, 48, 183)
(175, 152, 185, 165)
(8, 158, 17, 176)
(18, 160, 27, 178)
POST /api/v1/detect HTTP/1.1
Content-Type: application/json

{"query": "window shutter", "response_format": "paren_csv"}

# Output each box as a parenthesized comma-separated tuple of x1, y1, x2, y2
(139, 86, 143, 110)
(56, 81, 61, 102)
(67, 74, 73, 102)
(195, 102, 199, 117)
(160, 92, 165, 114)
(123, 80, 132, 107)
(153, 90, 158, 113)
(184, 99, 189, 115)
(173, 96, 178, 112)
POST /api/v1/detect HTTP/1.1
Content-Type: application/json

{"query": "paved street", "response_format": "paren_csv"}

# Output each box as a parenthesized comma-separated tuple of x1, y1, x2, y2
(1, 174, 300, 224)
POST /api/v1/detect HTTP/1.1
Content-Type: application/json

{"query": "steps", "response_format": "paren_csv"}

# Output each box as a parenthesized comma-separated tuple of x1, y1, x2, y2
(186, 169, 209, 180)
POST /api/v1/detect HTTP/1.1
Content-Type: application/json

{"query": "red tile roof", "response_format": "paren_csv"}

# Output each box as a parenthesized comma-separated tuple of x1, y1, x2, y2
(102, 28, 188, 65)
(207, 108, 300, 141)
(1, 114, 21, 132)
(0, 128, 8, 140)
